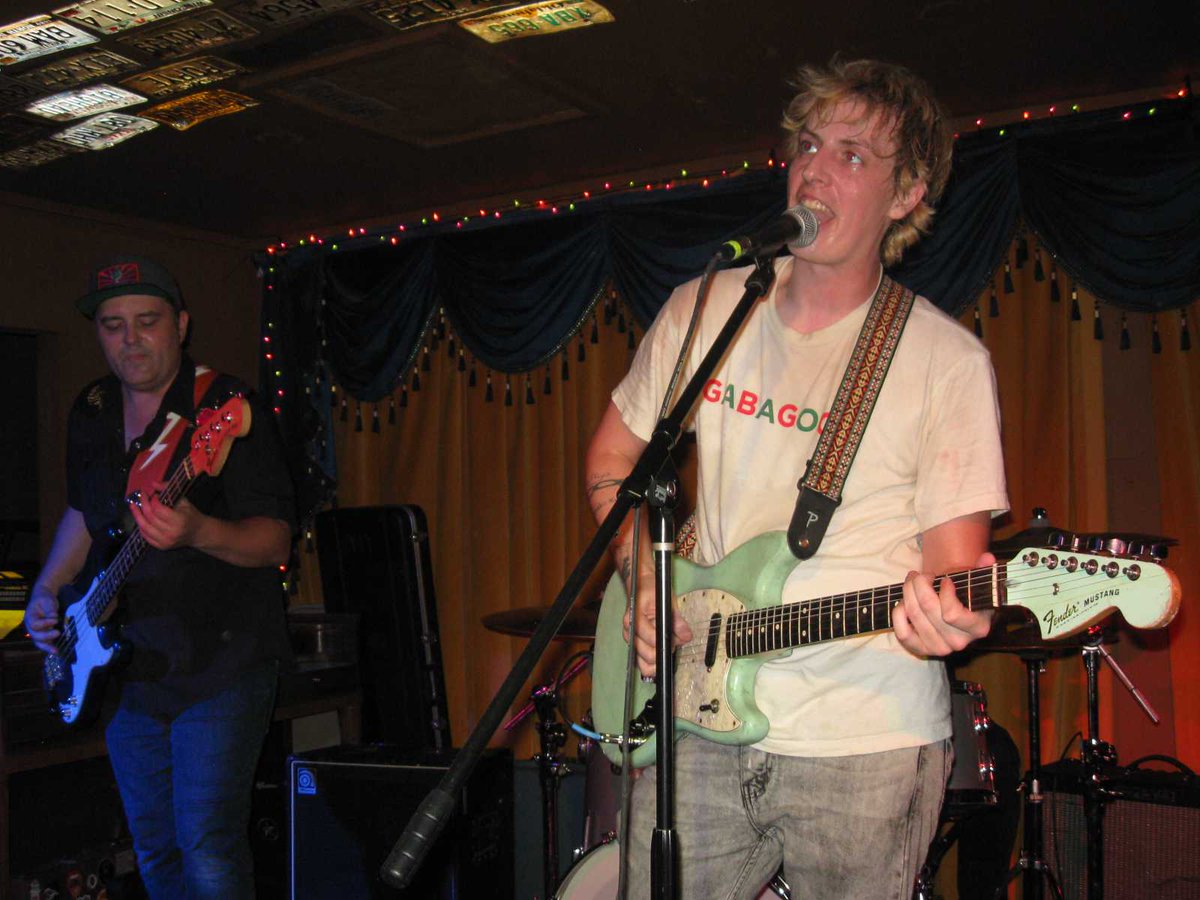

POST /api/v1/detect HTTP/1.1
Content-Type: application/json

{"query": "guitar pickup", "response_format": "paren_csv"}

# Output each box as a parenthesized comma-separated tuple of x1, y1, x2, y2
(704, 612, 721, 669)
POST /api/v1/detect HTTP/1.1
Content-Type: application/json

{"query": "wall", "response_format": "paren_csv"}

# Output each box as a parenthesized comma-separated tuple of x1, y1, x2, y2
(0, 193, 260, 556)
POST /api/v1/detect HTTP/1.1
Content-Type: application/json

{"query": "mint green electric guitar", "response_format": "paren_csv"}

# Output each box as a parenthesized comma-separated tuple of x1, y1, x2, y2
(591, 532, 1180, 768)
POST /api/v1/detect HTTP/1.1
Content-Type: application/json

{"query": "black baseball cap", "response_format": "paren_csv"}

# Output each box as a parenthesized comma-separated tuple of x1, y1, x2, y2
(77, 256, 185, 319)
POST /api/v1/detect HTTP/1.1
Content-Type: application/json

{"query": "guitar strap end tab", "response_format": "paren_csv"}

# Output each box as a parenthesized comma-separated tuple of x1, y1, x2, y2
(787, 486, 841, 560)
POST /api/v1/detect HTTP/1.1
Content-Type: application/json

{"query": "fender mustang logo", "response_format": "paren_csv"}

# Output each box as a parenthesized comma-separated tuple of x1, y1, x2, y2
(1042, 587, 1121, 635)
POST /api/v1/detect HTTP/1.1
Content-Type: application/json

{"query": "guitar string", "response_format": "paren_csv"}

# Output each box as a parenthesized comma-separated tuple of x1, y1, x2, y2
(51, 457, 193, 660)
(667, 561, 1154, 665)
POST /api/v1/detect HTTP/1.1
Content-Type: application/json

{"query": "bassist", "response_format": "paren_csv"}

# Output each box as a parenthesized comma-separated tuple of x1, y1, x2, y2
(24, 256, 295, 899)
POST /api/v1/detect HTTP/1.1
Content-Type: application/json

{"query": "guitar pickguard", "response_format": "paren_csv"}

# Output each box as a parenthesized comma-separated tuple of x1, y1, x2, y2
(674, 589, 746, 734)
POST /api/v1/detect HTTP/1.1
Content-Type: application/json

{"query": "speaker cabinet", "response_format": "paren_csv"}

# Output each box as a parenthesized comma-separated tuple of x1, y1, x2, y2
(288, 746, 512, 900)
(315, 505, 451, 752)
(1040, 760, 1200, 899)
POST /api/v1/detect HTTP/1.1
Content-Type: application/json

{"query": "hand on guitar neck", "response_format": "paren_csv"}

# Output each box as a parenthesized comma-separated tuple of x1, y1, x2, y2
(128, 480, 204, 551)
(891, 512, 996, 658)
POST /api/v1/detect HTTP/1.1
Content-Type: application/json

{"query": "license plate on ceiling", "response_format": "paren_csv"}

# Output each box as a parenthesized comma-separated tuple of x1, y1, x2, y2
(229, 0, 366, 29)
(121, 56, 244, 98)
(0, 114, 45, 145)
(17, 49, 141, 91)
(52, 111, 158, 149)
(365, 0, 517, 32)
(0, 76, 42, 110)
(0, 138, 82, 168)
(460, 1, 612, 43)
(54, 0, 213, 35)
(116, 9, 257, 61)
(142, 88, 257, 130)
(0, 15, 99, 67)
(27, 84, 146, 121)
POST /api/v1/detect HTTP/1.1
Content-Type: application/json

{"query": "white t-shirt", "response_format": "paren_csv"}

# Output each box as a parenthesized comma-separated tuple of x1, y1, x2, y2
(612, 256, 1009, 756)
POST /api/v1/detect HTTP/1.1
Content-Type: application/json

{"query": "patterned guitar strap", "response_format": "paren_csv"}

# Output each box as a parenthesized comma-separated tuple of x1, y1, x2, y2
(786, 275, 915, 559)
(125, 365, 219, 500)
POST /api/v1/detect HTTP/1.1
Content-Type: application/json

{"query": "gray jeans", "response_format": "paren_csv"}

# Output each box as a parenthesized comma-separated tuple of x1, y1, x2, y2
(621, 736, 951, 900)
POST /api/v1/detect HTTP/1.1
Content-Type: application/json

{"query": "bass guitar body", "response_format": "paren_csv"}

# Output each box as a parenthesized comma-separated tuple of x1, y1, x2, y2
(45, 575, 131, 726)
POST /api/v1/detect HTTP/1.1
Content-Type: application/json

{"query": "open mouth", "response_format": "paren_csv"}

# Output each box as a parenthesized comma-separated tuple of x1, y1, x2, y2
(799, 198, 833, 222)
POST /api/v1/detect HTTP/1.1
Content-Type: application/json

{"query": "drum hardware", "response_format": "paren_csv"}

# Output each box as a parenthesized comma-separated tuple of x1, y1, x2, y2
(993, 647, 1066, 900)
(490, 603, 646, 899)
(502, 653, 594, 899)
(913, 681, 1001, 900)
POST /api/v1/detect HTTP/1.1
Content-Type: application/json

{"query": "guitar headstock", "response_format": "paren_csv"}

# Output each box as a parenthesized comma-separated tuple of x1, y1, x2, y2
(188, 396, 252, 478)
(1003, 537, 1181, 640)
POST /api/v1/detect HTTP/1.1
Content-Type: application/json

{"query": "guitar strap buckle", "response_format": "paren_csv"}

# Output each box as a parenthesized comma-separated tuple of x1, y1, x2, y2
(787, 485, 841, 560)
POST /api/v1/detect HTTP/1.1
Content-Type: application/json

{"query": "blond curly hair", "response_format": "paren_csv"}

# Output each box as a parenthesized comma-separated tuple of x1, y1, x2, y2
(781, 58, 953, 267)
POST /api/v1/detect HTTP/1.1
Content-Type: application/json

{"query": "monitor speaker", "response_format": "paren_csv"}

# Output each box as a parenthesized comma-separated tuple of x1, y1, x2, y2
(1040, 759, 1200, 899)
(288, 746, 512, 900)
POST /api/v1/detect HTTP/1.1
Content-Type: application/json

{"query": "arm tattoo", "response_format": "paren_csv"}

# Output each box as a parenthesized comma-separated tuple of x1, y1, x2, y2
(586, 476, 623, 498)
(618, 550, 633, 591)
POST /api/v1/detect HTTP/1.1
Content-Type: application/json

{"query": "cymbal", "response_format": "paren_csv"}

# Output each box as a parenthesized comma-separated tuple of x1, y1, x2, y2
(991, 527, 1177, 557)
(482, 605, 598, 641)
(990, 524, 1061, 556)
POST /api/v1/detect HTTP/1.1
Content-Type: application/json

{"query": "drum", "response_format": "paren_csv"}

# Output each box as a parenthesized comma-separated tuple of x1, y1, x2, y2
(943, 680, 997, 814)
(582, 738, 624, 851)
(554, 841, 788, 899)
(554, 842, 619, 900)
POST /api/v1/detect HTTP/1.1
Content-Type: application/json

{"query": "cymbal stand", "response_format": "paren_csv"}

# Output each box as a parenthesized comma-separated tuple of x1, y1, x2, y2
(533, 683, 569, 898)
(1078, 625, 1160, 900)
(501, 654, 594, 898)
(995, 649, 1063, 900)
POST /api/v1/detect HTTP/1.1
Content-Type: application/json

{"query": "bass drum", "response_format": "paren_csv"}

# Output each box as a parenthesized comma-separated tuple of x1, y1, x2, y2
(553, 842, 618, 900)
(553, 842, 789, 899)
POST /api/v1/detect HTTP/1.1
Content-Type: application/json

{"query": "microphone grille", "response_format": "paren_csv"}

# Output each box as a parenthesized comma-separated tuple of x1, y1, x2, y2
(785, 205, 819, 249)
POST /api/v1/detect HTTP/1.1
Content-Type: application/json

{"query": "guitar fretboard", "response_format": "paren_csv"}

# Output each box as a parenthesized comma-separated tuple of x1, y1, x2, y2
(83, 459, 195, 628)
(725, 564, 1006, 658)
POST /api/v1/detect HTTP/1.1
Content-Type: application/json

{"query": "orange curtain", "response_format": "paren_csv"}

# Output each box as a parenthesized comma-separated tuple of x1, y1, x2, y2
(1151, 311, 1200, 763)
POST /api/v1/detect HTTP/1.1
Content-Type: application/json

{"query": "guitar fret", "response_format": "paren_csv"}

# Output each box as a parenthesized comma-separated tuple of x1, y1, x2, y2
(723, 560, 1017, 661)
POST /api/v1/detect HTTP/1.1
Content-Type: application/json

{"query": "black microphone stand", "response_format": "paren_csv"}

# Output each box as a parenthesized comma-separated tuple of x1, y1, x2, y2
(647, 466, 680, 900)
(379, 255, 778, 895)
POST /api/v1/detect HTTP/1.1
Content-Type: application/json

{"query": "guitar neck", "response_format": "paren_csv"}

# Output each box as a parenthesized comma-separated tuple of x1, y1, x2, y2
(726, 563, 1005, 658)
(84, 461, 197, 626)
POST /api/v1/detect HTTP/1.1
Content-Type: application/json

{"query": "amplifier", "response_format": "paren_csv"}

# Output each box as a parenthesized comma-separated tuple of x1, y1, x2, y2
(1040, 759, 1200, 899)
(288, 746, 512, 900)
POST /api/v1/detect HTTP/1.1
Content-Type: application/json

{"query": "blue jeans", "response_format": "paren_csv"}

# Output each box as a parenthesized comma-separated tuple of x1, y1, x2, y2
(622, 736, 951, 899)
(105, 665, 277, 900)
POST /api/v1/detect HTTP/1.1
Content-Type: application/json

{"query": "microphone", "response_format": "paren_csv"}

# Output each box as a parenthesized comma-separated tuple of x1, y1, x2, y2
(717, 205, 819, 261)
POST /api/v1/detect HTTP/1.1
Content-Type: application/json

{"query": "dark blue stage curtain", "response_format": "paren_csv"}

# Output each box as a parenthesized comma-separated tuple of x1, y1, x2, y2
(261, 101, 1199, 515)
